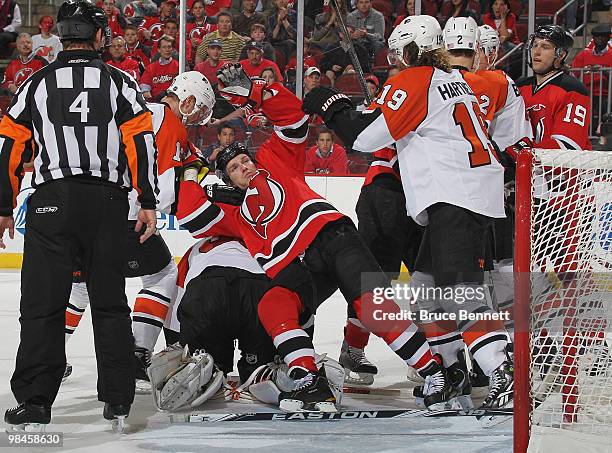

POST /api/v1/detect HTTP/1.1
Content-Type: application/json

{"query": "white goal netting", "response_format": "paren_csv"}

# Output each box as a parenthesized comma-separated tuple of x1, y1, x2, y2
(526, 149, 612, 447)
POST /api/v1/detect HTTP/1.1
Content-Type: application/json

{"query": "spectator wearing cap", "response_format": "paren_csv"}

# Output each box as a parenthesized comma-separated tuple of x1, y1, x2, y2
(304, 66, 321, 95)
(268, 0, 297, 60)
(233, 0, 266, 37)
(346, 0, 385, 59)
(194, 39, 228, 85)
(573, 24, 612, 130)
(196, 11, 245, 64)
(238, 22, 275, 61)
(31, 15, 62, 63)
(0, 0, 21, 58)
(356, 74, 379, 111)
(304, 128, 349, 174)
(240, 40, 283, 81)
(152, 18, 193, 66)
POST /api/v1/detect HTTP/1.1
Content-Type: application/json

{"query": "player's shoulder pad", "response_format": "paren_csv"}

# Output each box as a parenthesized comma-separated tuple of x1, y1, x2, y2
(549, 72, 589, 96)
(515, 75, 535, 88)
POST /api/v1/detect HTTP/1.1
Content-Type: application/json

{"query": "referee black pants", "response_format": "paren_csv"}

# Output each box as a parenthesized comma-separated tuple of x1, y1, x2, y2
(11, 178, 135, 407)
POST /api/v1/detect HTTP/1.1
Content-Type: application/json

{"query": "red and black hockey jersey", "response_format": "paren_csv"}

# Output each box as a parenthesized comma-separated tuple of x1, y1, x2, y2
(1, 55, 47, 91)
(518, 71, 591, 150)
(176, 83, 345, 278)
(362, 147, 400, 187)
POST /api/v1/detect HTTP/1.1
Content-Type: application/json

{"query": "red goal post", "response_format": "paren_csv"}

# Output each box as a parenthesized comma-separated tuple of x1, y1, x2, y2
(514, 148, 612, 452)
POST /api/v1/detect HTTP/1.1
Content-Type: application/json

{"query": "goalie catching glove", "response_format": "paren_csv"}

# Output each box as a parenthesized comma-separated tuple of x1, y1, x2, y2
(217, 63, 268, 112)
(148, 343, 224, 411)
(302, 86, 354, 124)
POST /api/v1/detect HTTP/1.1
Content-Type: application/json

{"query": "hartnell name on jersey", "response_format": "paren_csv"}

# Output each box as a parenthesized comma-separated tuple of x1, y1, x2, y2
(437, 81, 474, 102)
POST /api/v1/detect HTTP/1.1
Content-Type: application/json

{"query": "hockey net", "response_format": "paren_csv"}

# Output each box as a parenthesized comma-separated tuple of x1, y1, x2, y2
(515, 149, 612, 452)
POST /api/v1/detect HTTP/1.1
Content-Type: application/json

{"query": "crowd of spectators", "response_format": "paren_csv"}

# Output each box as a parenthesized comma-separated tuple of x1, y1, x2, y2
(2, 0, 612, 173)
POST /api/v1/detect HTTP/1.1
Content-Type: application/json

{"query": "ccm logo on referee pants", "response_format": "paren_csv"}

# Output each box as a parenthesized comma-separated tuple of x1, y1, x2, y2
(35, 206, 58, 214)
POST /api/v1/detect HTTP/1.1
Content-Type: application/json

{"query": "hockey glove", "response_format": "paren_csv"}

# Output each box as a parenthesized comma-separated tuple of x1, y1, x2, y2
(217, 63, 267, 111)
(205, 183, 246, 206)
(302, 86, 354, 124)
(181, 151, 210, 184)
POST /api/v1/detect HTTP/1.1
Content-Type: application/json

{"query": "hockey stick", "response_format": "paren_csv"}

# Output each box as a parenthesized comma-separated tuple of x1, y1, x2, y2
(324, 0, 373, 104)
(168, 407, 513, 423)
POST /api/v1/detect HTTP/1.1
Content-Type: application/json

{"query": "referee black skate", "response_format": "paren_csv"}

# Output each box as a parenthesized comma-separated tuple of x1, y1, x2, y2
(0, 0, 158, 431)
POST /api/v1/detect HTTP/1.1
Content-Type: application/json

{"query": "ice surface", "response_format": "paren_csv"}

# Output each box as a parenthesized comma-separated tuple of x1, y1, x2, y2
(0, 271, 512, 452)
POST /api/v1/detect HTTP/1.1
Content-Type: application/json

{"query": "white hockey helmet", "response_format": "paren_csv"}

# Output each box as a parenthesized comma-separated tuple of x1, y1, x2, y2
(387, 15, 443, 67)
(167, 71, 216, 126)
(443, 17, 480, 51)
(479, 24, 500, 64)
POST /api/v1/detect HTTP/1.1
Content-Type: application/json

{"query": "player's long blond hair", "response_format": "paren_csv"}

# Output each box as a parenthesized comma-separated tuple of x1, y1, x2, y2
(404, 42, 452, 73)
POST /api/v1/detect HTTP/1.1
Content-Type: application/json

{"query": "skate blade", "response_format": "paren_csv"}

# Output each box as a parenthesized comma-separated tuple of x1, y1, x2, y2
(110, 416, 126, 433)
(343, 370, 375, 386)
(135, 379, 151, 394)
(406, 367, 425, 384)
(6, 423, 47, 433)
(279, 399, 338, 413)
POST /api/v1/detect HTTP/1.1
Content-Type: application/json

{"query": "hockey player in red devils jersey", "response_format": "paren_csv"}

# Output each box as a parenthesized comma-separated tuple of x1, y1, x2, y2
(176, 63, 453, 412)
(518, 25, 592, 150)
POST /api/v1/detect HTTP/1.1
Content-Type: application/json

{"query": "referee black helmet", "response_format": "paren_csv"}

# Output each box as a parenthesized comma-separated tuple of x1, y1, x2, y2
(57, 1, 112, 47)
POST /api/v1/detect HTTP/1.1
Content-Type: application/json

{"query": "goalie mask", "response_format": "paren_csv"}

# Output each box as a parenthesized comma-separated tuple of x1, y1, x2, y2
(167, 71, 216, 126)
(387, 15, 443, 67)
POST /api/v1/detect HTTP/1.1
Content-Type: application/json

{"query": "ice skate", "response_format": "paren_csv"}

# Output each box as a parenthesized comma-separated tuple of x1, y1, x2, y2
(103, 403, 130, 433)
(135, 346, 151, 394)
(4, 402, 50, 432)
(418, 358, 455, 410)
(413, 361, 472, 410)
(481, 360, 514, 409)
(406, 366, 424, 384)
(62, 363, 72, 382)
(278, 367, 337, 413)
(339, 341, 378, 386)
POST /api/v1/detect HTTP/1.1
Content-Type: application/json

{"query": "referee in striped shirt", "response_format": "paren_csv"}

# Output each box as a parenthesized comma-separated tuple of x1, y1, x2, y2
(0, 1, 158, 428)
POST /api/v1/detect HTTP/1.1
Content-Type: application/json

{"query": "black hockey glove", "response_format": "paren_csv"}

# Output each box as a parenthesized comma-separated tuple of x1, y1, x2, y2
(205, 183, 246, 206)
(302, 87, 354, 124)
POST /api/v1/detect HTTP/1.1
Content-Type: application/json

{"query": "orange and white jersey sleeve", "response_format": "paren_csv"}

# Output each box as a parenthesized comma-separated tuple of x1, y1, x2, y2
(128, 102, 187, 218)
(350, 66, 505, 226)
(485, 70, 533, 150)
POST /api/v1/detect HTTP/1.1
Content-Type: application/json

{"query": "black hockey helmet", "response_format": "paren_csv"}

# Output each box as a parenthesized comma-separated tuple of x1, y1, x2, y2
(57, 1, 112, 47)
(215, 142, 251, 184)
(527, 25, 574, 69)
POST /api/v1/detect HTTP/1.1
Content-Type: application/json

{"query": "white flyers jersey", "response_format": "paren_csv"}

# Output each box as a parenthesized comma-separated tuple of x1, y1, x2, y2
(478, 69, 533, 150)
(128, 102, 186, 219)
(354, 66, 505, 226)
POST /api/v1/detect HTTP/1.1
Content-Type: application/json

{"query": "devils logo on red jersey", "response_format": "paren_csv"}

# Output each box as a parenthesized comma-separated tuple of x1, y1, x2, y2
(14, 68, 34, 87)
(149, 23, 164, 41)
(189, 25, 214, 42)
(241, 169, 285, 239)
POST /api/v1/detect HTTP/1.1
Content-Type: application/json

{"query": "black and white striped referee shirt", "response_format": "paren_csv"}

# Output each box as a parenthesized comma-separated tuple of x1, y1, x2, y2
(0, 49, 158, 216)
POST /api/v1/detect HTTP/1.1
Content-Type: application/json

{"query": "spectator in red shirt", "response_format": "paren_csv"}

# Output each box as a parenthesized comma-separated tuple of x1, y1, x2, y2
(124, 24, 151, 74)
(194, 38, 228, 85)
(482, 0, 520, 45)
(102, 0, 126, 37)
(239, 40, 283, 81)
(105, 36, 140, 81)
(187, 0, 218, 47)
(152, 18, 193, 66)
(2, 33, 46, 95)
(140, 36, 179, 101)
(138, 1, 175, 46)
(304, 128, 348, 174)
(573, 24, 612, 129)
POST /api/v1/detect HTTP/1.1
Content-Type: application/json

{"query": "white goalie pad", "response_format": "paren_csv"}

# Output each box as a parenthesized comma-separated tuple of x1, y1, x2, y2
(149, 344, 223, 411)
(316, 353, 345, 405)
